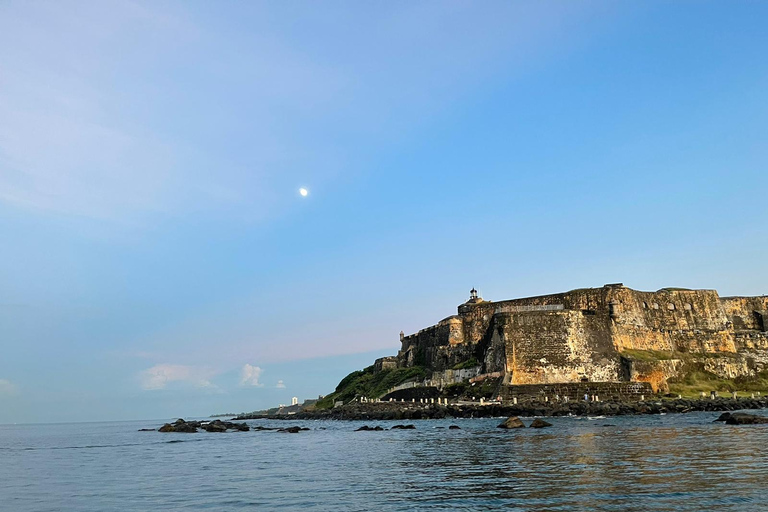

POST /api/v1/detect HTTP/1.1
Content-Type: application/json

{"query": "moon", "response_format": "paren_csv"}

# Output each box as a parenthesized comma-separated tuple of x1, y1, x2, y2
(299, 188, 309, 197)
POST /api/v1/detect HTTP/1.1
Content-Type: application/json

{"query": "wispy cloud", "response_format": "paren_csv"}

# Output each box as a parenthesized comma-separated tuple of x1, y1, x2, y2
(240, 364, 263, 387)
(275, 380, 286, 389)
(139, 364, 216, 391)
(0, 379, 18, 396)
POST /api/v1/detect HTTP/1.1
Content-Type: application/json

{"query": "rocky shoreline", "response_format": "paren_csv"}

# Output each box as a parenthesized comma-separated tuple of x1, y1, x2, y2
(234, 396, 768, 421)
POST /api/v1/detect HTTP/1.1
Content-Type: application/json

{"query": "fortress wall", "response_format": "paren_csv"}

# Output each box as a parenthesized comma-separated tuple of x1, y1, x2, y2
(620, 358, 684, 392)
(501, 310, 621, 385)
(609, 288, 728, 331)
(734, 331, 768, 352)
(491, 287, 609, 313)
(608, 288, 736, 353)
(721, 296, 768, 331)
(611, 325, 675, 352)
(398, 317, 475, 371)
(458, 287, 612, 349)
(458, 302, 496, 344)
(484, 320, 509, 375)
(395, 286, 767, 388)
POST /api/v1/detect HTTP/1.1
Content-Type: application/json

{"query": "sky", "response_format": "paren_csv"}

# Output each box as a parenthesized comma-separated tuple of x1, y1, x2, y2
(1, 1, 767, 423)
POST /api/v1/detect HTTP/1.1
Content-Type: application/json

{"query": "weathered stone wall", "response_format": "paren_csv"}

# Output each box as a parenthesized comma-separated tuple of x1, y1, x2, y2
(621, 358, 684, 392)
(397, 316, 475, 371)
(734, 331, 768, 353)
(488, 287, 610, 312)
(457, 302, 495, 344)
(498, 310, 620, 384)
(426, 367, 482, 387)
(373, 356, 398, 372)
(721, 296, 768, 331)
(608, 288, 735, 353)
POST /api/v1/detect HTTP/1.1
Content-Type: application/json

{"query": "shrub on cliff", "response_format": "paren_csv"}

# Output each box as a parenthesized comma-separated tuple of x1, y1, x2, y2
(452, 357, 479, 370)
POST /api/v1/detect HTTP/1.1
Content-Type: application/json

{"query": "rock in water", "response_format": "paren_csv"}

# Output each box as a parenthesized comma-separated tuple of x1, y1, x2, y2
(202, 422, 227, 433)
(391, 424, 416, 430)
(174, 422, 199, 433)
(714, 412, 731, 422)
(529, 419, 553, 428)
(724, 413, 768, 425)
(497, 416, 525, 429)
(158, 420, 198, 433)
(448, 425, 461, 430)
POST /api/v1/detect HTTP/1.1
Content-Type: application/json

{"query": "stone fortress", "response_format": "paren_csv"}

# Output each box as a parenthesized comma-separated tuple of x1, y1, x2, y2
(375, 284, 768, 399)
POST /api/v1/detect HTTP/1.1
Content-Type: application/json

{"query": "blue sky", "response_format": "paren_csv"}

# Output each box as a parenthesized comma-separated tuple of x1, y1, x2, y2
(1, 1, 767, 423)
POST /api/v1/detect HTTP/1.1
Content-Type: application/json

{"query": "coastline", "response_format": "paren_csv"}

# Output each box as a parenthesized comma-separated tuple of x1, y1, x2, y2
(235, 396, 768, 421)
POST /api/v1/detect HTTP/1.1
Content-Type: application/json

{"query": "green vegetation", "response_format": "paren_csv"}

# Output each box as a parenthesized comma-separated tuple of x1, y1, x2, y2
(443, 381, 468, 397)
(668, 370, 768, 397)
(452, 357, 479, 370)
(621, 349, 738, 362)
(316, 365, 427, 409)
(621, 349, 677, 361)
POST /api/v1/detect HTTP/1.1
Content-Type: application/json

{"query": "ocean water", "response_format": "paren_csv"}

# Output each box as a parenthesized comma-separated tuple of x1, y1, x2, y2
(2, 411, 767, 511)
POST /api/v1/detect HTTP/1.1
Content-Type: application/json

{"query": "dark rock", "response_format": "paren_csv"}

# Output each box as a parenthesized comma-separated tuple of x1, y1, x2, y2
(278, 426, 303, 433)
(725, 413, 768, 425)
(529, 418, 553, 428)
(174, 422, 199, 433)
(714, 412, 731, 422)
(138, 428, 155, 432)
(159, 420, 198, 433)
(448, 425, 461, 429)
(355, 425, 384, 431)
(391, 424, 416, 430)
(202, 422, 227, 432)
(498, 416, 525, 429)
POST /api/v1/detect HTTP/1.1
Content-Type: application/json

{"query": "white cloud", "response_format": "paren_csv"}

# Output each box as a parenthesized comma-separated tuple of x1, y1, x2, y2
(139, 364, 216, 390)
(276, 380, 286, 389)
(240, 364, 263, 387)
(0, 379, 18, 396)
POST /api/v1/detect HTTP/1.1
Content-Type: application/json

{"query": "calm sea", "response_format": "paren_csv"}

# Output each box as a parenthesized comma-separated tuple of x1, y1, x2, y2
(2, 412, 766, 511)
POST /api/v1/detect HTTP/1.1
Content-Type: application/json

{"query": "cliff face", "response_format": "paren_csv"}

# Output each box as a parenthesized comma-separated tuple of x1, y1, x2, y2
(394, 284, 768, 392)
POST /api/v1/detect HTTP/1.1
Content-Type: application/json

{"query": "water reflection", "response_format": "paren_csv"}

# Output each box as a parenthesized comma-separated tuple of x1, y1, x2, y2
(1, 414, 767, 511)
(389, 415, 767, 510)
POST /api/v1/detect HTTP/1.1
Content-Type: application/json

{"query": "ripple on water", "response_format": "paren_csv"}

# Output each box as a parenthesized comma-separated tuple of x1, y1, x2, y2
(1, 413, 767, 511)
